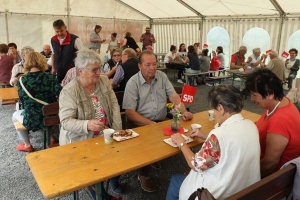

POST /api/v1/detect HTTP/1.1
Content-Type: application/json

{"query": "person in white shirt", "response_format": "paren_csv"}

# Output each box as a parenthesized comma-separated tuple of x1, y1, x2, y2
(166, 85, 260, 200)
(285, 48, 300, 90)
(164, 45, 184, 83)
(247, 48, 265, 69)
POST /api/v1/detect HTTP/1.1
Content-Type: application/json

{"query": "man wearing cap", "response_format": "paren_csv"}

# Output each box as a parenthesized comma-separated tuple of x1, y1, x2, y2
(140, 27, 156, 51)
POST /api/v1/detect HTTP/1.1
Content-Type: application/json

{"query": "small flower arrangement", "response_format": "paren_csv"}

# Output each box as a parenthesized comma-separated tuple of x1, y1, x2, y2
(242, 62, 248, 69)
(166, 103, 182, 121)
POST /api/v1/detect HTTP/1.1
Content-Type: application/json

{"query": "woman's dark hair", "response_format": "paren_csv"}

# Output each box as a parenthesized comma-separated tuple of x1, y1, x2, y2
(8, 42, 17, 49)
(188, 45, 196, 55)
(111, 33, 117, 37)
(208, 85, 244, 113)
(179, 43, 186, 52)
(0, 44, 9, 53)
(202, 49, 209, 56)
(289, 48, 298, 56)
(125, 32, 131, 37)
(217, 46, 224, 55)
(245, 68, 284, 100)
(94, 25, 102, 31)
(170, 45, 176, 51)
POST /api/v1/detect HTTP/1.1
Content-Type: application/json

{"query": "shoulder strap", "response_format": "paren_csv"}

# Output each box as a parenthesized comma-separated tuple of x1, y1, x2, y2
(19, 77, 49, 105)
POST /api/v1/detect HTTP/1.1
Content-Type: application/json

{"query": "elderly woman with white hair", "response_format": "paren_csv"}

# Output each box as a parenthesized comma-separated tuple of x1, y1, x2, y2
(59, 48, 123, 194)
(247, 47, 265, 69)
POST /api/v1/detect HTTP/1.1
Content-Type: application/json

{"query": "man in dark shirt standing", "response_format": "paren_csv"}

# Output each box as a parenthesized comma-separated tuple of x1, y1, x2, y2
(140, 27, 156, 51)
(51, 19, 83, 83)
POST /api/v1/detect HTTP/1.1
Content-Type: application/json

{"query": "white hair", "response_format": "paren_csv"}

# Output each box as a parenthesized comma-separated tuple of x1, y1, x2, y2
(252, 48, 261, 54)
(20, 46, 34, 55)
(269, 50, 278, 57)
(75, 48, 101, 69)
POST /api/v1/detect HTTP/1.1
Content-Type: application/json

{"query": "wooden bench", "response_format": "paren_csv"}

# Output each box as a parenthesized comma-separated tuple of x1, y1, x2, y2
(184, 71, 210, 85)
(226, 164, 296, 200)
(209, 69, 227, 76)
(208, 75, 232, 86)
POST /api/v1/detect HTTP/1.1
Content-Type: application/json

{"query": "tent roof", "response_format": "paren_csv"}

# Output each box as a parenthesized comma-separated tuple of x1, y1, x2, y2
(120, 0, 300, 19)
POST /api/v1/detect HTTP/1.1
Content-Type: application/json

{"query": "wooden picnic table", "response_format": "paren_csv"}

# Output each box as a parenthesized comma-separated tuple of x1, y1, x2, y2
(0, 87, 19, 102)
(26, 110, 260, 199)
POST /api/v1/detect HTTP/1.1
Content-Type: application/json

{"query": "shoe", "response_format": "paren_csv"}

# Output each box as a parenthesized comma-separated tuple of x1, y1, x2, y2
(138, 175, 156, 192)
(16, 144, 34, 152)
(151, 162, 161, 169)
(177, 79, 184, 84)
(181, 76, 185, 80)
(110, 177, 123, 195)
(206, 83, 212, 86)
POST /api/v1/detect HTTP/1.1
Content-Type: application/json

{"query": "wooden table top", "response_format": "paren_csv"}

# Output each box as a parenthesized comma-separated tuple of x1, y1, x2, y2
(0, 87, 19, 101)
(26, 110, 260, 199)
(227, 69, 254, 75)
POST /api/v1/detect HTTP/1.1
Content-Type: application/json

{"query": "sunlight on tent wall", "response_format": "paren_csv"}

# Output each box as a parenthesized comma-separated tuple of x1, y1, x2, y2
(242, 27, 270, 59)
(207, 26, 230, 68)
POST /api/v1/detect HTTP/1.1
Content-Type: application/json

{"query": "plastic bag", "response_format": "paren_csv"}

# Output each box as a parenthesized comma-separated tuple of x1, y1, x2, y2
(210, 57, 221, 71)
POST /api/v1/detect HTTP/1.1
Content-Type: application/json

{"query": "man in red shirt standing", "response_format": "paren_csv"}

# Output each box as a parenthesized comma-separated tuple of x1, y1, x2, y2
(140, 27, 156, 51)
(230, 46, 247, 69)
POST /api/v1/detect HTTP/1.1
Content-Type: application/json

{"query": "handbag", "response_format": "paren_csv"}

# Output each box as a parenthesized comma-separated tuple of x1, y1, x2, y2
(19, 77, 49, 105)
(188, 187, 216, 200)
(210, 57, 221, 71)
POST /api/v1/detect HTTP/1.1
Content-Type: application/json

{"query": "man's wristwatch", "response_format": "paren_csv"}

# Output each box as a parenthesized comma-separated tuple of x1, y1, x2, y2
(179, 142, 186, 150)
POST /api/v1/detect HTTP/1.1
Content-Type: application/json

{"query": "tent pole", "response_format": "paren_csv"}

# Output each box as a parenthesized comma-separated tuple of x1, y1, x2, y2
(277, 15, 284, 50)
(5, 11, 9, 43)
(67, 0, 70, 28)
(200, 17, 204, 47)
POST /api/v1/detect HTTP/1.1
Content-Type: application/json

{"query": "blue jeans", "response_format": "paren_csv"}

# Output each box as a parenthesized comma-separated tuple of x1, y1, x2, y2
(166, 174, 187, 200)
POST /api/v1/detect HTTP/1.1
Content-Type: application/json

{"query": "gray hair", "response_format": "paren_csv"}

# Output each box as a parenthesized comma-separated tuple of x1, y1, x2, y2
(252, 48, 261, 54)
(20, 46, 34, 55)
(239, 46, 247, 51)
(123, 48, 137, 58)
(269, 50, 278, 57)
(208, 84, 244, 113)
(75, 48, 101, 69)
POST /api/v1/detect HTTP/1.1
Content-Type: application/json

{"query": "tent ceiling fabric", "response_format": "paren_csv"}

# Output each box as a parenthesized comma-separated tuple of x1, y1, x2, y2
(120, 0, 300, 19)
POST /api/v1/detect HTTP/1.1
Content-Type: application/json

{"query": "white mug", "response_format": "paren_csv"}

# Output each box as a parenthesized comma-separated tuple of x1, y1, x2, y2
(191, 124, 202, 130)
(208, 110, 215, 122)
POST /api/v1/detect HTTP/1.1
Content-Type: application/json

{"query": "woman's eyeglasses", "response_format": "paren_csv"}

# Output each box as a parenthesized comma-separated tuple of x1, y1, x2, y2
(83, 67, 101, 73)
(113, 54, 121, 57)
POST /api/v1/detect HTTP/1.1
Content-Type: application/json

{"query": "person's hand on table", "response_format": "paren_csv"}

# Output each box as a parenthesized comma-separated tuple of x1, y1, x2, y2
(87, 119, 105, 131)
(171, 133, 185, 146)
(182, 111, 193, 121)
(190, 129, 207, 140)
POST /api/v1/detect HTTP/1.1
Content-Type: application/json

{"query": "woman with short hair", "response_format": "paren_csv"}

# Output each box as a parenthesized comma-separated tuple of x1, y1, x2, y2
(166, 85, 261, 199)
(102, 48, 122, 79)
(88, 25, 106, 53)
(106, 33, 120, 56)
(247, 47, 264, 69)
(121, 32, 141, 55)
(246, 68, 300, 178)
(285, 48, 299, 90)
(59, 49, 123, 194)
(12, 52, 62, 152)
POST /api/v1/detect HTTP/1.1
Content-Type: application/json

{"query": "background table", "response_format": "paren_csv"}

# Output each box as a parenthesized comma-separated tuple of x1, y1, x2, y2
(0, 87, 19, 101)
(26, 110, 260, 199)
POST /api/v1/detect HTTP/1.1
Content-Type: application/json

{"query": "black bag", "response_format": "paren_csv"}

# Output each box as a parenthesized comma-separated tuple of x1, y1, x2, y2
(188, 187, 216, 200)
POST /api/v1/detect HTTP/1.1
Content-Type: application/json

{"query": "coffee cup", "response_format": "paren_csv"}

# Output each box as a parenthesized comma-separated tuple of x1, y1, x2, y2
(191, 124, 201, 130)
(103, 129, 114, 144)
(208, 110, 215, 122)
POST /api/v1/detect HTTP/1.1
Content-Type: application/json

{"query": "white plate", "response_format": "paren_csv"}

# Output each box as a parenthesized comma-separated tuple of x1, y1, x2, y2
(113, 129, 139, 141)
(164, 135, 193, 147)
(183, 128, 188, 133)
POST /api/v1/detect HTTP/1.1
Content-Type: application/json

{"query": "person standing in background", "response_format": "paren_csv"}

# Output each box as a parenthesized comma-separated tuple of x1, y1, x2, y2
(0, 44, 14, 87)
(88, 25, 106, 53)
(106, 33, 120, 57)
(8, 43, 21, 64)
(140, 27, 156, 51)
(51, 19, 84, 83)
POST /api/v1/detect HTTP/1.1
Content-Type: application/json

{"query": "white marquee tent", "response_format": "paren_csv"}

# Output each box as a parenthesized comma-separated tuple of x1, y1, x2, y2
(1, 0, 300, 64)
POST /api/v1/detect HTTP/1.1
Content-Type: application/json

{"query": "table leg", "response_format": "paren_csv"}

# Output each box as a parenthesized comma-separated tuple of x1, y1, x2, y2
(72, 190, 79, 200)
(95, 183, 102, 200)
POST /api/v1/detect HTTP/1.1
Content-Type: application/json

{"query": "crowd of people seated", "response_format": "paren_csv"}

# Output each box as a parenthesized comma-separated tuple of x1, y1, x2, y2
(2, 18, 300, 200)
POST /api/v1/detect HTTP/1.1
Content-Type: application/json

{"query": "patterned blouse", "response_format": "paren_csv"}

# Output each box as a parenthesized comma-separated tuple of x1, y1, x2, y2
(17, 71, 62, 131)
(91, 94, 108, 136)
(192, 134, 221, 171)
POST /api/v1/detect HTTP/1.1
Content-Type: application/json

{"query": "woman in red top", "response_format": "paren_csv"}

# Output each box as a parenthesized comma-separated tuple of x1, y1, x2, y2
(246, 68, 300, 178)
(0, 44, 14, 86)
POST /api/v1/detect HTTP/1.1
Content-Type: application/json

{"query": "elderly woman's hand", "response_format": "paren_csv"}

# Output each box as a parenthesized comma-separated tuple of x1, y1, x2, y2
(182, 111, 193, 121)
(87, 119, 105, 132)
(190, 129, 207, 140)
(171, 133, 186, 146)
